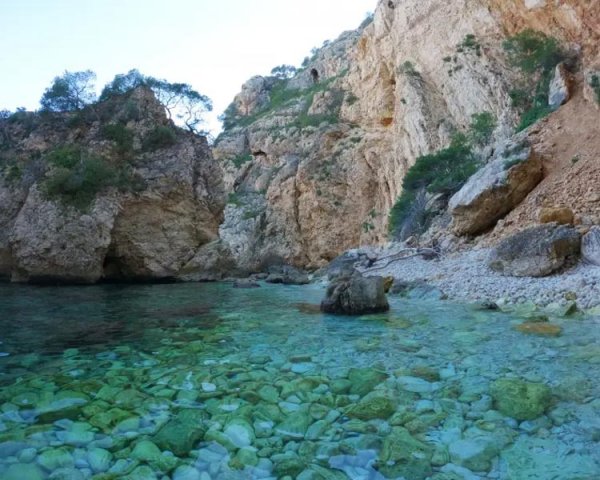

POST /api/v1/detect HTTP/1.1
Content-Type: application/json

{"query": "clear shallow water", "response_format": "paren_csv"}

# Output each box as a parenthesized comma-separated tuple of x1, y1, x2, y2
(0, 282, 598, 480)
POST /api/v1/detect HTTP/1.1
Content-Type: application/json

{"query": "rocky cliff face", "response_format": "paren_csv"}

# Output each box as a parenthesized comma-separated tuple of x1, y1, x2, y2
(213, 0, 598, 271)
(3, 0, 598, 281)
(0, 87, 225, 283)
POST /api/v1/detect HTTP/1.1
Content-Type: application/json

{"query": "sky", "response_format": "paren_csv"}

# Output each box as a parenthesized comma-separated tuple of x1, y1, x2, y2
(0, 0, 375, 134)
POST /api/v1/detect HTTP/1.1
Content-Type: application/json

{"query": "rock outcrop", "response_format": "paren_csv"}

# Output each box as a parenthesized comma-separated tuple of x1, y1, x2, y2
(581, 226, 600, 266)
(449, 137, 543, 235)
(321, 272, 389, 315)
(9, 188, 120, 284)
(488, 224, 581, 277)
(0, 87, 225, 284)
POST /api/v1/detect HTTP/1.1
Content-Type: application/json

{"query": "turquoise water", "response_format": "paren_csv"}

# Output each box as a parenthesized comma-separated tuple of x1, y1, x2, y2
(0, 282, 599, 480)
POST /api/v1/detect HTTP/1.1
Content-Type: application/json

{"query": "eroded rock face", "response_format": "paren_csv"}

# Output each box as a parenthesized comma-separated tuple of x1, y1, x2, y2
(0, 180, 28, 279)
(0, 88, 225, 284)
(449, 137, 543, 235)
(548, 63, 571, 109)
(9, 188, 120, 284)
(488, 224, 580, 277)
(321, 272, 389, 315)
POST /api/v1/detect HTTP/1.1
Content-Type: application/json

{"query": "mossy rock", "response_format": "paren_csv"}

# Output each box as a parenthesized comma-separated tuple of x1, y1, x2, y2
(346, 394, 396, 420)
(377, 427, 433, 480)
(490, 378, 552, 420)
(153, 409, 207, 456)
(348, 367, 388, 397)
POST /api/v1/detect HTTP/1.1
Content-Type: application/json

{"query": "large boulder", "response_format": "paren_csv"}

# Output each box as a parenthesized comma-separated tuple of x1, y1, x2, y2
(582, 226, 600, 266)
(490, 378, 552, 420)
(449, 137, 543, 235)
(488, 224, 581, 277)
(321, 272, 389, 315)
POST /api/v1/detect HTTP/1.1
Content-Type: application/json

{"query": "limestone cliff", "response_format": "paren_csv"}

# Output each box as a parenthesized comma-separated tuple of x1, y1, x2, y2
(0, 87, 225, 283)
(212, 0, 599, 271)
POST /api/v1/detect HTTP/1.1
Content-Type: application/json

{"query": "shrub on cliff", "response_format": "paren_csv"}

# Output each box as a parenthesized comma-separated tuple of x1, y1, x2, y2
(43, 146, 120, 210)
(101, 123, 134, 154)
(143, 126, 177, 151)
(389, 134, 479, 239)
(469, 112, 496, 146)
(503, 30, 566, 131)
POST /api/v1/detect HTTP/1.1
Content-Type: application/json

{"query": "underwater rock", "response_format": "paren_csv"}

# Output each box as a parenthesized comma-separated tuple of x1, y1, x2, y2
(514, 322, 562, 337)
(273, 452, 306, 477)
(377, 427, 433, 480)
(131, 440, 177, 473)
(153, 409, 207, 456)
(348, 367, 388, 397)
(346, 394, 397, 420)
(276, 411, 310, 439)
(502, 437, 598, 480)
(321, 272, 389, 315)
(490, 378, 552, 420)
(224, 418, 255, 448)
(4, 463, 45, 480)
(172, 465, 203, 480)
(48, 467, 86, 480)
(37, 447, 75, 471)
(449, 438, 498, 472)
(87, 447, 112, 473)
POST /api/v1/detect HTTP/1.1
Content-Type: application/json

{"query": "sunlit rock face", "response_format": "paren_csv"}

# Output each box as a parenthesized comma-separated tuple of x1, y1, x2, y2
(213, 0, 598, 270)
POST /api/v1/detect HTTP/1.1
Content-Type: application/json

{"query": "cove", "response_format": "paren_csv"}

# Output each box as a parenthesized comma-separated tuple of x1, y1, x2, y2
(0, 282, 598, 479)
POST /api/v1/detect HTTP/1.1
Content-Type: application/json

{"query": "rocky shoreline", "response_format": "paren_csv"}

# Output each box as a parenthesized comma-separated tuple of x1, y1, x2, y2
(357, 246, 600, 312)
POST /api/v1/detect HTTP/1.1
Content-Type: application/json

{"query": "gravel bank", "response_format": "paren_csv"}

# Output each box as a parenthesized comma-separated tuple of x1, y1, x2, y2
(361, 247, 600, 310)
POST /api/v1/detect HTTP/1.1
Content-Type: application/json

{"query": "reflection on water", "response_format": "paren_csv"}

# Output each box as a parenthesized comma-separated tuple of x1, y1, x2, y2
(0, 282, 598, 479)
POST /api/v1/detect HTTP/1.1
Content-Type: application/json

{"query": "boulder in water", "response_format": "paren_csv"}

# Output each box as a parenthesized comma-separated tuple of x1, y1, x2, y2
(321, 271, 389, 315)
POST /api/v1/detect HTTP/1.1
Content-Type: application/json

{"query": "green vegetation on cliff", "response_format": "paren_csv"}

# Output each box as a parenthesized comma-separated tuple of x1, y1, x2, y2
(389, 111, 496, 239)
(42, 145, 132, 210)
(503, 30, 566, 131)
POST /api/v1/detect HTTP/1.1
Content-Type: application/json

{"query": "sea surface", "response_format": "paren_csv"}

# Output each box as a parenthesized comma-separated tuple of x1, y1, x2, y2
(0, 282, 598, 479)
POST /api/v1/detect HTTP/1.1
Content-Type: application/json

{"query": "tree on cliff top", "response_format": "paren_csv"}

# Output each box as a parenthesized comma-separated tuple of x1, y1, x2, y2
(100, 69, 212, 134)
(270, 65, 297, 80)
(40, 70, 97, 112)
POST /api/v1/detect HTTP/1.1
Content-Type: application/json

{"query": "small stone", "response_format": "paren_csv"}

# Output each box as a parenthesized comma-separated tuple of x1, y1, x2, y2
(37, 447, 75, 471)
(224, 419, 255, 447)
(348, 367, 388, 397)
(449, 438, 497, 472)
(172, 465, 202, 480)
(201, 382, 216, 392)
(87, 447, 112, 473)
(514, 322, 562, 337)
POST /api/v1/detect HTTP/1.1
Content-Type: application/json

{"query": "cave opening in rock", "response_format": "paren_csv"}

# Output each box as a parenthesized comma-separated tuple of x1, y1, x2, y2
(311, 69, 320, 84)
